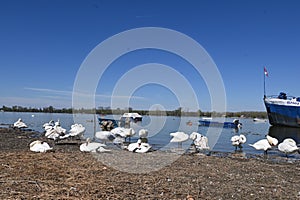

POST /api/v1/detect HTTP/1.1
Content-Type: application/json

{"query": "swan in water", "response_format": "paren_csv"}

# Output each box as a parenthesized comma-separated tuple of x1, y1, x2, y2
(189, 132, 209, 151)
(80, 138, 110, 153)
(127, 139, 152, 153)
(278, 138, 299, 157)
(29, 140, 52, 152)
(170, 132, 189, 148)
(249, 135, 278, 154)
(13, 118, 27, 129)
(231, 134, 247, 150)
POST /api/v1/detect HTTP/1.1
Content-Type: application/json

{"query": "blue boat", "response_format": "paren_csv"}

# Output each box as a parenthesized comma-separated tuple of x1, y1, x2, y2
(198, 119, 242, 129)
(264, 92, 300, 127)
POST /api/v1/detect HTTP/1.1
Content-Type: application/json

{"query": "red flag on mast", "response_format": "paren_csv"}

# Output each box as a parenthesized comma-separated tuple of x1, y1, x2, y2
(264, 67, 269, 77)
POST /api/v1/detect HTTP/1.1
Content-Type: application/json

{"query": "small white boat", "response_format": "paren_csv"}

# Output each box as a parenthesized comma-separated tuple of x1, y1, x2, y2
(201, 117, 212, 121)
(253, 118, 267, 123)
(121, 112, 142, 122)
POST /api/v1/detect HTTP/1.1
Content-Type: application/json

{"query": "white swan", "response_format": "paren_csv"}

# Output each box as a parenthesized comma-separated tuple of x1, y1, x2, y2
(249, 139, 271, 154)
(278, 138, 299, 157)
(266, 135, 278, 146)
(231, 134, 247, 150)
(43, 120, 55, 131)
(189, 132, 209, 150)
(45, 128, 60, 140)
(29, 140, 52, 152)
(170, 132, 189, 148)
(80, 138, 109, 152)
(138, 129, 148, 138)
(127, 139, 152, 153)
(13, 118, 27, 129)
(249, 135, 278, 154)
(95, 131, 116, 143)
(69, 124, 86, 136)
(110, 127, 135, 141)
(53, 121, 66, 135)
(60, 124, 86, 139)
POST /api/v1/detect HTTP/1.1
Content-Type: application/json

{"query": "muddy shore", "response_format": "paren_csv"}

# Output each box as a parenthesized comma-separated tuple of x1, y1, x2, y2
(1, 128, 300, 199)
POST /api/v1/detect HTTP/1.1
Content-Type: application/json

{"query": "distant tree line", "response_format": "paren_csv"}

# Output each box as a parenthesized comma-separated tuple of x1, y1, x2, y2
(1, 105, 73, 113)
(0, 105, 267, 118)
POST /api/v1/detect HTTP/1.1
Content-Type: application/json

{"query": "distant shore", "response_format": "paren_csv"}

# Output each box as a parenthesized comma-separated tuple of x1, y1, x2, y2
(0, 127, 300, 199)
(0, 106, 268, 119)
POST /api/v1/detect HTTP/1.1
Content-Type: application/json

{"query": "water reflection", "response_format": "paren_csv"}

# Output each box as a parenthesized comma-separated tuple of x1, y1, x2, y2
(268, 126, 300, 144)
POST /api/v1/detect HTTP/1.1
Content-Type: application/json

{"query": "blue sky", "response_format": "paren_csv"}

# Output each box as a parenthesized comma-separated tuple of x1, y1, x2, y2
(1, 0, 300, 112)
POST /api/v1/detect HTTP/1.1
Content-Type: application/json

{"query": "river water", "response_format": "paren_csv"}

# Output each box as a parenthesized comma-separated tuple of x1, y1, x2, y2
(1, 112, 299, 157)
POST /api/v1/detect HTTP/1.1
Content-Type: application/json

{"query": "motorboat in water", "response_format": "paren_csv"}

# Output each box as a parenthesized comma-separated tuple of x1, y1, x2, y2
(264, 92, 300, 127)
(198, 118, 242, 129)
(253, 118, 267, 123)
(120, 112, 142, 122)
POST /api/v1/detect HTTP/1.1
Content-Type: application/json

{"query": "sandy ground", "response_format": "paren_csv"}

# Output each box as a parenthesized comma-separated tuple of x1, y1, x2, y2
(1, 127, 300, 199)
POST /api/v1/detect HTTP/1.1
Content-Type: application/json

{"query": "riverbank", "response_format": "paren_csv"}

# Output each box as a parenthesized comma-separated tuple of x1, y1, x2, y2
(0, 128, 300, 199)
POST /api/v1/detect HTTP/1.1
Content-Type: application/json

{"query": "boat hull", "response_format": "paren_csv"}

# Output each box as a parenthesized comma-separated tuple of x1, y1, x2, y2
(120, 116, 142, 122)
(264, 100, 300, 128)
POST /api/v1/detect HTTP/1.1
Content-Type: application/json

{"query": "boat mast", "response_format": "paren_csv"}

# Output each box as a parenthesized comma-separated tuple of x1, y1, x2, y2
(264, 69, 266, 99)
(263, 67, 268, 99)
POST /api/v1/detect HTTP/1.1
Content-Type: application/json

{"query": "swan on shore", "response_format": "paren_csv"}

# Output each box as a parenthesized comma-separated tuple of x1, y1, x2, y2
(231, 134, 247, 150)
(43, 120, 55, 131)
(189, 132, 209, 151)
(278, 138, 299, 157)
(127, 139, 152, 153)
(95, 131, 116, 143)
(29, 140, 52, 153)
(249, 135, 278, 155)
(80, 138, 109, 153)
(53, 121, 66, 135)
(110, 127, 135, 141)
(60, 123, 86, 139)
(44, 119, 67, 140)
(266, 135, 278, 146)
(13, 118, 27, 129)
